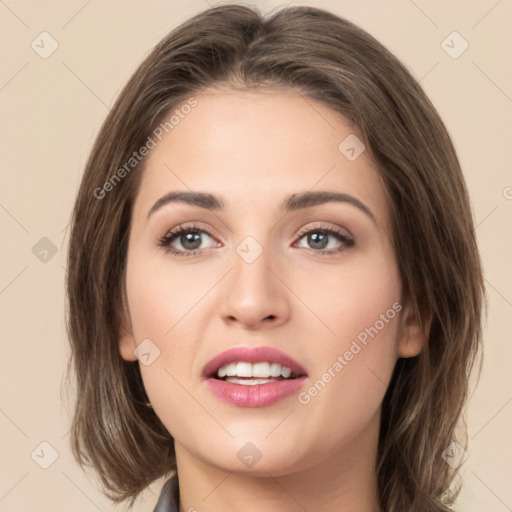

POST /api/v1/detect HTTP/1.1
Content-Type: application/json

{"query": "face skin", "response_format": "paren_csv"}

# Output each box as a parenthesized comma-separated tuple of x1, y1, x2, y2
(119, 88, 425, 512)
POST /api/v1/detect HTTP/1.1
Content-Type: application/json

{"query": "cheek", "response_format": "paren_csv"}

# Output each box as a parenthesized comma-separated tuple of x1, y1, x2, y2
(302, 243, 402, 357)
(125, 269, 197, 437)
(296, 254, 402, 442)
(125, 245, 217, 346)
(124, 249, 219, 429)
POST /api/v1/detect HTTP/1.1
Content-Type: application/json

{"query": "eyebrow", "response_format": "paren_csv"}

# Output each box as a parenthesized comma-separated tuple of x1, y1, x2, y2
(147, 190, 376, 223)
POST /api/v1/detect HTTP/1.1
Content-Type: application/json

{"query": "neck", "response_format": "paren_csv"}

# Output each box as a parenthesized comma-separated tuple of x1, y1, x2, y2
(174, 412, 383, 512)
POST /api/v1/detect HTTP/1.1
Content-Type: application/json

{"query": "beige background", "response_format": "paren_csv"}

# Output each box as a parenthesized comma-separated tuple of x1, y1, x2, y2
(1, 0, 511, 510)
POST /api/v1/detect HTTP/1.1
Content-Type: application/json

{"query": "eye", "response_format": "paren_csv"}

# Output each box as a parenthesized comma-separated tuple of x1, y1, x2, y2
(295, 224, 354, 255)
(158, 223, 220, 258)
(157, 223, 354, 259)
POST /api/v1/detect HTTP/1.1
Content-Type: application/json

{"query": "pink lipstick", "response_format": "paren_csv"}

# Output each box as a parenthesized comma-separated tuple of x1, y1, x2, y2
(203, 346, 308, 408)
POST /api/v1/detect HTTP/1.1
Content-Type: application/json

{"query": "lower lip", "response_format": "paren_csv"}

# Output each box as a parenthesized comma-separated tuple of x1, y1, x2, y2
(206, 377, 307, 408)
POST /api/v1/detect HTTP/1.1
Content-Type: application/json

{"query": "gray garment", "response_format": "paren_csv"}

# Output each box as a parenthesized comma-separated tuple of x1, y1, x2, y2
(153, 477, 180, 512)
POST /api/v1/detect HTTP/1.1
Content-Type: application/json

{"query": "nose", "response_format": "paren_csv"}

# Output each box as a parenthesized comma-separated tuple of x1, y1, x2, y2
(219, 244, 291, 331)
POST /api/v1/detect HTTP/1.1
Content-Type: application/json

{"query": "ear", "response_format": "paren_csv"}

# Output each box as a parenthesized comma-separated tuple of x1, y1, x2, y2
(118, 303, 138, 362)
(397, 300, 428, 359)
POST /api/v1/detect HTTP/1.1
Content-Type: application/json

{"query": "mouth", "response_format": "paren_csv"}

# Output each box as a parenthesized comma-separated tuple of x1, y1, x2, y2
(202, 346, 308, 408)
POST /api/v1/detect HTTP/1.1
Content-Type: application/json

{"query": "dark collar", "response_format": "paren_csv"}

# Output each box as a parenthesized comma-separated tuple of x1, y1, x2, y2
(153, 476, 180, 512)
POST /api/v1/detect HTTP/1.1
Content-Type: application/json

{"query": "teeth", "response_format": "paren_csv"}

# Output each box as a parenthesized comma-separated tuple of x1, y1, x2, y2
(236, 362, 252, 377)
(218, 363, 237, 378)
(269, 363, 282, 377)
(225, 378, 275, 385)
(216, 362, 295, 379)
(253, 362, 270, 377)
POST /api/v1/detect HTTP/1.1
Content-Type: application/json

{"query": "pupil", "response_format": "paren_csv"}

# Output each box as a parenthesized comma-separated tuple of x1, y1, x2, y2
(181, 232, 201, 250)
(308, 232, 328, 249)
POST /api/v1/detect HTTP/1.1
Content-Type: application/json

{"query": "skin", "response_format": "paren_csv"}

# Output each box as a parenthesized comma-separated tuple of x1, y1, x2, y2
(119, 88, 425, 512)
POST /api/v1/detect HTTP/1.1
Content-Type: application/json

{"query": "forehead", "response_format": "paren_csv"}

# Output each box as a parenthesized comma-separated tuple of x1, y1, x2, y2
(132, 88, 389, 227)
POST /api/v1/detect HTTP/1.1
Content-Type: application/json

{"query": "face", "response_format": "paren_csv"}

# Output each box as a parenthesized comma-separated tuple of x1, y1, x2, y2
(119, 88, 424, 477)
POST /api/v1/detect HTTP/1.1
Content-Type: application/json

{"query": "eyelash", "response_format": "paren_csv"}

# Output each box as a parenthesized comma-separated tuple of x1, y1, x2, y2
(157, 222, 354, 259)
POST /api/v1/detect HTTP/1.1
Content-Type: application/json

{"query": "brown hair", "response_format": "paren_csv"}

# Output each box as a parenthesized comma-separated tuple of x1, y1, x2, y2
(66, 4, 485, 510)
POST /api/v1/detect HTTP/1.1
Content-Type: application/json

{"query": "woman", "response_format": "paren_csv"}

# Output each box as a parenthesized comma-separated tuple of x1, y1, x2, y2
(66, 4, 484, 511)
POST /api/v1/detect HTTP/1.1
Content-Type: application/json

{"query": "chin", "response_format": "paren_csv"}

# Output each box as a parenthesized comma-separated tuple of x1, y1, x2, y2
(193, 437, 313, 477)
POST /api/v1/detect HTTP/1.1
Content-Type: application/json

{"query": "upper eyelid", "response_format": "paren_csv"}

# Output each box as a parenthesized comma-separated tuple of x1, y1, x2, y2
(164, 223, 218, 240)
(164, 222, 349, 236)
(296, 222, 352, 238)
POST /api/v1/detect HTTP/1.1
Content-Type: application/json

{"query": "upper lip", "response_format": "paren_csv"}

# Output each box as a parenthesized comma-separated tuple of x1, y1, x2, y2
(202, 346, 308, 378)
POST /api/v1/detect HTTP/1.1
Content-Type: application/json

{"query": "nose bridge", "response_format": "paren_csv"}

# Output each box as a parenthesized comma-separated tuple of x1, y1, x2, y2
(220, 233, 290, 328)
(233, 236, 272, 293)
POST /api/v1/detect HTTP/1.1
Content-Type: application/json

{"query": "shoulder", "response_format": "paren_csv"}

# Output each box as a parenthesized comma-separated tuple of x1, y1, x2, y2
(152, 475, 180, 512)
